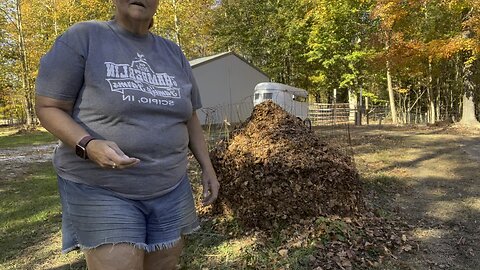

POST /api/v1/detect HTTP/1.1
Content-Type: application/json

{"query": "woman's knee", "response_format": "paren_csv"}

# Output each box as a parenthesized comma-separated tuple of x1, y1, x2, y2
(144, 239, 184, 270)
(84, 243, 144, 270)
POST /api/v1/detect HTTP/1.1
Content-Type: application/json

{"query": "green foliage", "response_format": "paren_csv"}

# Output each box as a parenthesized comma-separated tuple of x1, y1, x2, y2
(154, 0, 216, 59)
(0, 0, 479, 123)
(305, 0, 376, 101)
(212, 0, 315, 88)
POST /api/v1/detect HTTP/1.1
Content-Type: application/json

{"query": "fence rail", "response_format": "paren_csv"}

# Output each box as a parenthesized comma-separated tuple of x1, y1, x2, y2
(308, 103, 352, 126)
(0, 119, 21, 126)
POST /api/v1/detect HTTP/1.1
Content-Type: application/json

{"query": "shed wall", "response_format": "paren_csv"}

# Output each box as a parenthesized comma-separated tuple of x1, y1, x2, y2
(192, 54, 269, 125)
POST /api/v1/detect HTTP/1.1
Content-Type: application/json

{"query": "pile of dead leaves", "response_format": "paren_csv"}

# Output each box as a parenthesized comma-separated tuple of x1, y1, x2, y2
(209, 101, 364, 230)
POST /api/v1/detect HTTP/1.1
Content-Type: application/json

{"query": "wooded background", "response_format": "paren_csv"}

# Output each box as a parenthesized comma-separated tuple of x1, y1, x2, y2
(1, 0, 479, 127)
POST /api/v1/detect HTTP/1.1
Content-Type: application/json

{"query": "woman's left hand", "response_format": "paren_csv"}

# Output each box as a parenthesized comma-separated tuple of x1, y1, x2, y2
(201, 169, 220, 206)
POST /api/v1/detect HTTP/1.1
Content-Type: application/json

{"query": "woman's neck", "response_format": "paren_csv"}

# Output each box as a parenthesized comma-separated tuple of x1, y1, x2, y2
(114, 18, 150, 36)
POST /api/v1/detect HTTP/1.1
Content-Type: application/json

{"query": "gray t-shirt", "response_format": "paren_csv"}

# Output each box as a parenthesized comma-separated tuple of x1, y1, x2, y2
(36, 20, 202, 200)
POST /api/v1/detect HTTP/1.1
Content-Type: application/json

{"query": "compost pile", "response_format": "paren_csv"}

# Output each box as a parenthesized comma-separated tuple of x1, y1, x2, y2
(210, 100, 364, 230)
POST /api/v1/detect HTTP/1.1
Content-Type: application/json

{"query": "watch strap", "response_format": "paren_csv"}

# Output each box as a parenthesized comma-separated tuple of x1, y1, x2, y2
(78, 135, 95, 147)
(76, 135, 96, 159)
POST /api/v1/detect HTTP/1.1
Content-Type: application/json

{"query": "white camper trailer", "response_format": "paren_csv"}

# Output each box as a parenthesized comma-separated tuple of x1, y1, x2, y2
(253, 82, 311, 128)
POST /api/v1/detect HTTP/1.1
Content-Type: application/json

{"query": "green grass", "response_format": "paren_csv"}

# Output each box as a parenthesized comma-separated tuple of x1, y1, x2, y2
(182, 224, 316, 269)
(0, 162, 86, 270)
(0, 163, 59, 259)
(0, 126, 409, 269)
(0, 128, 57, 148)
(0, 128, 84, 270)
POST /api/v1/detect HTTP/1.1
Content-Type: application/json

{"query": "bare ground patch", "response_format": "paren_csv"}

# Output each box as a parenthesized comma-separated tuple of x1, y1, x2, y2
(0, 143, 56, 181)
(342, 125, 480, 270)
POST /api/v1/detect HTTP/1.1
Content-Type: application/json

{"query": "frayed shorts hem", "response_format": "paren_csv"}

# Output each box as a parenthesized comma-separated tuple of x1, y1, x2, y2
(62, 225, 201, 254)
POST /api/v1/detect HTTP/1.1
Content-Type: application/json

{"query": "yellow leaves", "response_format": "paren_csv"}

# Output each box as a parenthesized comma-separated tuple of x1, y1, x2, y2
(396, 88, 409, 94)
(310, 73, 327, 84)
(372, 0, 409, 29)
(370, 0, 480, 69)
(380, 33, 427, 68)
(427, 36, 480, 60)
(154, 0, 216, 58)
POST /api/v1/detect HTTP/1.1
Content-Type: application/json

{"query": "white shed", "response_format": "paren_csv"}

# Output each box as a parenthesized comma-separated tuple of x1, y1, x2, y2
(189, 52, 270, 125)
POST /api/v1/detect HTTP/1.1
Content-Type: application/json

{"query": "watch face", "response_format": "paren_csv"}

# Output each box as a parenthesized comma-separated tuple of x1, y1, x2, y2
(75, 145, 87, 159)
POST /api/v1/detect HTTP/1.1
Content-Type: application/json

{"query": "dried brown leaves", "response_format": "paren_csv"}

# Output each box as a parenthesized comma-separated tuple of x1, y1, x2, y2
(210, 101, 364, 229)
(202, 101, 413, 268)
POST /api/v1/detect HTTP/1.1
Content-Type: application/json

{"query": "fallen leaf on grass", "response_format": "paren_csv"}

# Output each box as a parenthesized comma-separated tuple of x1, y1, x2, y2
(402, 244, 413, 252)
(278, 249, 289, 257)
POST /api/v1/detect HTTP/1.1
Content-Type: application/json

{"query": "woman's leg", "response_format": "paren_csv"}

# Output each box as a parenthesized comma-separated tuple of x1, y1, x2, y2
(84, 244, 144, 270)
(144, 239, 184, 270)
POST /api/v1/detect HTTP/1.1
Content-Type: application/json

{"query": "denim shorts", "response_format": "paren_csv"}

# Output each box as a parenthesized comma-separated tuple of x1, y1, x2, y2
(57, 174, 200, 253)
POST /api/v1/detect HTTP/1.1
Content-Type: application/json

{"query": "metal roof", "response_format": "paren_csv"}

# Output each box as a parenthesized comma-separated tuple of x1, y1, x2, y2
(254, 82, 308, 97)
(189, 51, 270, 78)
(189, 51, 231, 67)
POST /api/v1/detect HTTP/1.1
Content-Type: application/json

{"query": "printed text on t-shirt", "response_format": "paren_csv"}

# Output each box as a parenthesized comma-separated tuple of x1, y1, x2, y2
(105, 54, 180, 105)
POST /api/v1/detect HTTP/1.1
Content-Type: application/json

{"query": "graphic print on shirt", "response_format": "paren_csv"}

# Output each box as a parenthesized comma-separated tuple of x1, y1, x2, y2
(105, 53, 180, 106)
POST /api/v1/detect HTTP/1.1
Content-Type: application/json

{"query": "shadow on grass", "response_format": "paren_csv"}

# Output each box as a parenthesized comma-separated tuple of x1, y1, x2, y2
(0, 162, 67, 269)
(47, 260, 87, 270)
(352, 128, 480, 270)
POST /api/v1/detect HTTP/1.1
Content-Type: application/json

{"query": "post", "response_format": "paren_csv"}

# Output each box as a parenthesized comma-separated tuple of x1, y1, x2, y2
(357, 88, 363, 125)
(365, 96, 369, 125)
(333, 88, 337, 125)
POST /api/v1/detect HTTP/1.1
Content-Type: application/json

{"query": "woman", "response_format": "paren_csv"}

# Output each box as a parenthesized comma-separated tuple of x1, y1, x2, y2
(35, 0, 219, 269)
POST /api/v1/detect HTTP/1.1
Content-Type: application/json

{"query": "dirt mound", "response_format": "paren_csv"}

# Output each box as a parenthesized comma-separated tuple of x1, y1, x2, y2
(210, 100, 364, 229)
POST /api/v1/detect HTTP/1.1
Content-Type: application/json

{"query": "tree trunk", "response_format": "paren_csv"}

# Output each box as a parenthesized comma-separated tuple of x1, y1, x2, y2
(407, 94, 411, 124)
(435, 78, 440, 121)
(386, 60, 397, 124)
(415, 89, 420, 124)
(458, 9, 479, 126)
(459, 56, 479, 125)
(53, 0, 58, 36)
(459, 93, 478, 125)
(399, 89, 406, 124)
(15, 0, 35, 128)
(348, 89, 357, 123)
(426, 60, 435, 124)
(453, 55, 462, 122)
(172, 0, 181, 46)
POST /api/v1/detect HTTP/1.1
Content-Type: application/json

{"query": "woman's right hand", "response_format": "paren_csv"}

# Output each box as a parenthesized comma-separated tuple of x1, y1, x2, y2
(35, 96, 139, 170)
(86, 140, 140, 169)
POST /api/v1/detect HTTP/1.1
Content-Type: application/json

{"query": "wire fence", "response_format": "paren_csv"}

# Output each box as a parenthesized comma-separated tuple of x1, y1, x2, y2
(309, 103, 352, 126)
(308, 103, 391, 126)
(201, 101, 364, 151)
(199, 101, 254, 127)
(0, 119, 22, 126)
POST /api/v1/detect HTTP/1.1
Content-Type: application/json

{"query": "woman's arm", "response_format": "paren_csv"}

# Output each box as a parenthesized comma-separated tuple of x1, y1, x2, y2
(35, 95, 139, 169)
(35, 95, 88, 147)
(187, 111, 220, 206)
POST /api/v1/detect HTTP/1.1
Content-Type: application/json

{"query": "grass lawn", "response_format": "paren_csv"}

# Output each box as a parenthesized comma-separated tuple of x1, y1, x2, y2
(0, 162, 86, 270)
(0, 126, 414, 270)
(0, 127, 57, 148)
(0, 127, 84, 269)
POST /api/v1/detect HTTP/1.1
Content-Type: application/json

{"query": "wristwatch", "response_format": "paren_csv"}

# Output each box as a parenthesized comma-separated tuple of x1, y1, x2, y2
(75, 135, 96, 159)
